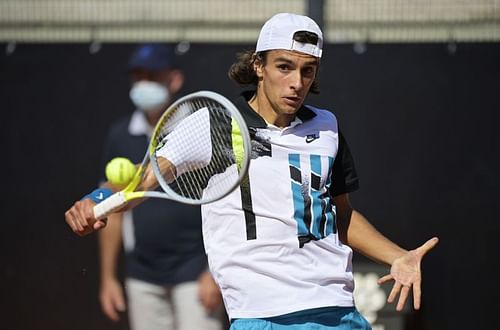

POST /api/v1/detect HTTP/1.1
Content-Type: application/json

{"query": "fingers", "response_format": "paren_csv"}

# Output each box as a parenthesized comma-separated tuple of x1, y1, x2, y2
(198, 289, 222, 313)
(396, 285, 410, 311)
(410, 237, 435, 309)
(76, 200, 96, 235)
(65, 202, 87, 234)
(412, 279, 422, 310)
(382, 276, 423, 311)
(64, 199, 100, 236)
(101, 295, 125, 321)
(377, 238, 437, 312)
(200, 293, 215, 312)
(377, 274, 393, 285)
(100, 282, 126, 322)
(383, 273, 410, 311)
(197, 273, 222, 313)
(417, 237, 439, 256)
(387, 281, 401, 304)
(94, 219, 108, 230)
(101, 298, 120, 321)
(387, 281, 412, 311)
(64, 209, 80, 233)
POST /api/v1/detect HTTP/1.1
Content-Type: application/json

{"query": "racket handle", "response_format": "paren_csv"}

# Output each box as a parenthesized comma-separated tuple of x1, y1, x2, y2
(93, 192, 127, 219)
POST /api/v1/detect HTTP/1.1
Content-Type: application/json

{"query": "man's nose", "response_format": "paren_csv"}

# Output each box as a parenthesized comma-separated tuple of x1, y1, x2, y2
(289, 71, 304, 91)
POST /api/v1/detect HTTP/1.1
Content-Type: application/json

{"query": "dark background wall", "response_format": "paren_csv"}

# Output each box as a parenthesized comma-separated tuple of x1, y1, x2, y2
(1, 43, 499, 330)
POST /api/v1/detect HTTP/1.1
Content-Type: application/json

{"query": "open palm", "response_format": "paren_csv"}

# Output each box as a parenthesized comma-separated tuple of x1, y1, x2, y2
(378, 237, 439, 311)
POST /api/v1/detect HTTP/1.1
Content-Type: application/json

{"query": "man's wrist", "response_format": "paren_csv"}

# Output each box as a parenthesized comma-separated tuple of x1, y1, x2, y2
(82, 188, 113, 204)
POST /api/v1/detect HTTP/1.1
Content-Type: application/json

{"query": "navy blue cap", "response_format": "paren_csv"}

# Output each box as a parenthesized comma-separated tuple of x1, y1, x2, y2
(128, 44, 175, 71)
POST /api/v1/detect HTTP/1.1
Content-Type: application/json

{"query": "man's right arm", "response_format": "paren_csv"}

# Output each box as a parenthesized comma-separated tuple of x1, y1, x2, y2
(64, 157, 175, 236)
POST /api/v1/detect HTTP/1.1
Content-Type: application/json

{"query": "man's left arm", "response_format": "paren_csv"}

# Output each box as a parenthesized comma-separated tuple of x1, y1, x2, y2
(334, 193, 439, 311)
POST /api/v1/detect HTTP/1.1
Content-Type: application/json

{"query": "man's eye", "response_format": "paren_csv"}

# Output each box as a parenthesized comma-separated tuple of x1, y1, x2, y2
(278, 64, 290, 71)
(303, 67, 315, 76)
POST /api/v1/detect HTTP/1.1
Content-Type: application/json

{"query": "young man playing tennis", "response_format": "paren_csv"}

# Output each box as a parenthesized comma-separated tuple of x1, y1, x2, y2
(65, 13, 438, 329)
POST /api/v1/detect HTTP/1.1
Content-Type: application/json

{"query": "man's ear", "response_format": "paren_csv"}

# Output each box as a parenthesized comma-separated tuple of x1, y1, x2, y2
(167, 69, 185, 95)
(253, 55, 264, 79)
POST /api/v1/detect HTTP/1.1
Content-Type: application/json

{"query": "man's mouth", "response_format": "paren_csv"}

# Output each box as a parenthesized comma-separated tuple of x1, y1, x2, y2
(283, 96, 301, 106)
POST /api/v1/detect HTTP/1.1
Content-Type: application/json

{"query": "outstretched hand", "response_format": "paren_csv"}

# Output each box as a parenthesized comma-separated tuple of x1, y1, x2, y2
(378, 237, 439, 311)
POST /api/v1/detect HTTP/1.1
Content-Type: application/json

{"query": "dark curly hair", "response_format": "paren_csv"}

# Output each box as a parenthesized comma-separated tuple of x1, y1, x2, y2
(228, 31, 321, 94)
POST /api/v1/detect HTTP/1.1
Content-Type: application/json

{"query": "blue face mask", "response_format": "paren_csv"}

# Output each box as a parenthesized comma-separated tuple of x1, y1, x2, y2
(129, 81, 169, 112)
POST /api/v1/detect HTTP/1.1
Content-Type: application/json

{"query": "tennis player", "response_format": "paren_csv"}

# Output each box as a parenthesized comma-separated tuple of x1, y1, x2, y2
(65, 13, 438, 330)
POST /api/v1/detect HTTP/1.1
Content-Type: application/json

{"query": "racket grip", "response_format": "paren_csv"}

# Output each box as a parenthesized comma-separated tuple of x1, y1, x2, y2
(93, 192, 127, 219)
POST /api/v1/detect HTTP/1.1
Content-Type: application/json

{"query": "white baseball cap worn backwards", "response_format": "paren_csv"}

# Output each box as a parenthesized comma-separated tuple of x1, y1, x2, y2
(256, 13, 323, 58)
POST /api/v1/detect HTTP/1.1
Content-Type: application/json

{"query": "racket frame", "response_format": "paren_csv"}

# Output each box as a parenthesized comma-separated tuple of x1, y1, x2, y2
(93, 90, 251, 219)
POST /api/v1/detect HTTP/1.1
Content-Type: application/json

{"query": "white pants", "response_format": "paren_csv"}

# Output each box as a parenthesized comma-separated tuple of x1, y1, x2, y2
(126, 278, 223, 330)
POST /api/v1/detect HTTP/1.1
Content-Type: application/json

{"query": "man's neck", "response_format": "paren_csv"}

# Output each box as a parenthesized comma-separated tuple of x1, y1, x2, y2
(248, 94, 295, 128)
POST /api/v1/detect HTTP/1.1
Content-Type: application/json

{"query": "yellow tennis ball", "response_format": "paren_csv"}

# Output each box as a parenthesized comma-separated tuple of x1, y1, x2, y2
(105, 157, 136, 185)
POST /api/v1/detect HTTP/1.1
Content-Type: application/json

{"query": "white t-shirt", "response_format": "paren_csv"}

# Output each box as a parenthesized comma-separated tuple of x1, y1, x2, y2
(201, 94, 358, 319)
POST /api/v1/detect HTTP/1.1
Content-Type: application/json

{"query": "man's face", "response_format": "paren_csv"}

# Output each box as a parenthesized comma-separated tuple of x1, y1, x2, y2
(254, 50, 319, 117)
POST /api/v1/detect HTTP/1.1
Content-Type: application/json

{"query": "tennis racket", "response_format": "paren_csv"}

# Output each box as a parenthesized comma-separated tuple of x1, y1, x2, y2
(93, 90, 251, 219)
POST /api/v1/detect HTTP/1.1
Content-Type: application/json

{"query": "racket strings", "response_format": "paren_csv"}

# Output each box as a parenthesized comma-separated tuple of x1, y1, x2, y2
(187, 98, 236, 199)
(173, 98, 215, 199)
(154, 96, 244, 202)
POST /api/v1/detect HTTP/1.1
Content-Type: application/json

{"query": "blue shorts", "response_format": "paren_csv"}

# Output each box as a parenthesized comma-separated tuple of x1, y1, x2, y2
(230, 306, 371, 330)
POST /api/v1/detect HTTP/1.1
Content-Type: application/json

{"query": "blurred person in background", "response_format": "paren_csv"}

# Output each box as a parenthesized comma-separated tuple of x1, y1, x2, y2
(98, 44, 223, 330)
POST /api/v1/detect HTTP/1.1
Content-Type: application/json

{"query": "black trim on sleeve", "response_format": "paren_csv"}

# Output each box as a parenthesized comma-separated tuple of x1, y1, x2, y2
(330, 131, 359, 197)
